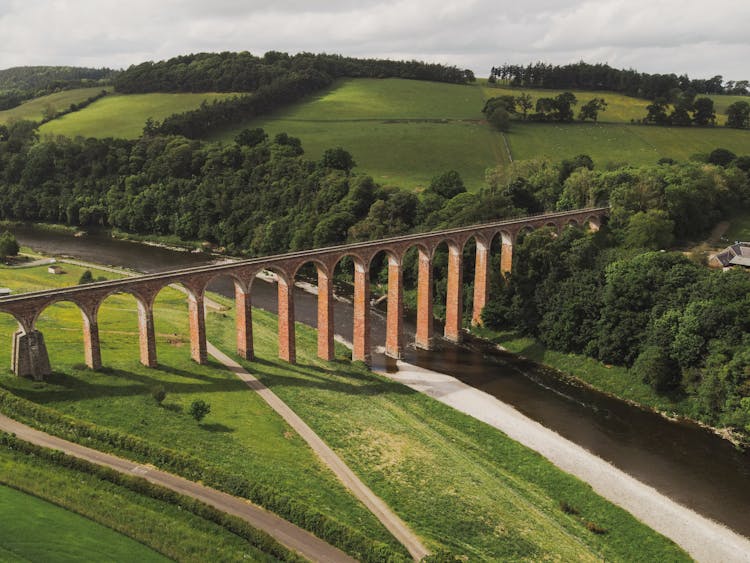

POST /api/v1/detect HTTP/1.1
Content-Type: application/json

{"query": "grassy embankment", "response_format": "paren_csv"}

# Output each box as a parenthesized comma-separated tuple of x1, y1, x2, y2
(38, 92, 238, 139)
(0, 87, 109, 125)
(0, 262, 399, 556)
(0, 262, 689, 560)
(480, 82, 750, 166)
(0, 453, 292, 562)
(209, 77, 509, 191)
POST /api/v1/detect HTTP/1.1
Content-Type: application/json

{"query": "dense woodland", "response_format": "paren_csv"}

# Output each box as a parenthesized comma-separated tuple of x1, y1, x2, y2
(491, 62, 749, 99)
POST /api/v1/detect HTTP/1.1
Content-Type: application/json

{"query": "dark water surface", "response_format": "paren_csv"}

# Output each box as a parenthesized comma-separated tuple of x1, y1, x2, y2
(12, 226, 750, 537)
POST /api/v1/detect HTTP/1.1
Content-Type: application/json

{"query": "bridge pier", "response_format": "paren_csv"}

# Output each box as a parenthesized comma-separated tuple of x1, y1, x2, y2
(278, 279, 296, 363)
(501, 241, 513, 278)
(353, 261, 371, 364)
(472, 240, 490, 326)
(444, 244, 463, 343)
(317, 268, 334, 361)
(415, 248, 433, 350)
(12, 330, 51, 380)
(385, 256, 403, 359)
(138, 301, 157, 368)
(235, 285, 254, 360)
(82, 313, 102, 371)
(188, 292, 207, 364)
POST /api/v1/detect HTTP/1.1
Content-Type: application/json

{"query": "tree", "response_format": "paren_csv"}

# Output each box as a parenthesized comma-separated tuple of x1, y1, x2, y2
(320, 147, 356, 172)
(726, 101, 750, 129)
(426, 170, 466, 199)
(578, 98, 608, 122)
(0, 231, 19, 259)
(189, 399, 211, 421)
(708, 148, 737, 167)
(78, 270, 94, 284)
(645, 99, 670, 125)
(235, 127, 267, 147)
(553, 92, 577, 122)
(692, 97, 716, 126)
(516, 93, 533, 119)
(624, 210, 675, 250)
(487, 106, 511, 131)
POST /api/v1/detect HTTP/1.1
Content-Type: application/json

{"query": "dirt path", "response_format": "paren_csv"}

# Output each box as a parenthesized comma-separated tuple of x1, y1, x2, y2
(0, 413, 355, 563)
(381, 361, 750, 563)
(207, 343, 429, 561)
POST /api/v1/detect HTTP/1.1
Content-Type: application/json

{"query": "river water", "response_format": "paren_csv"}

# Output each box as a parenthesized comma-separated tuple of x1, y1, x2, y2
(10, 225, 750, 538)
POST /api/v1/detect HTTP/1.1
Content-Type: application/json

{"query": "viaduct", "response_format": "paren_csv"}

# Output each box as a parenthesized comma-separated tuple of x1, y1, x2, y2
(1, 207, 608, 379)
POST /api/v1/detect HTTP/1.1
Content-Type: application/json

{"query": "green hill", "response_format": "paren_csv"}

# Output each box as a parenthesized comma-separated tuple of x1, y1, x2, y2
(0, 87, 108, 124)
(38, 92, 238, 139)
(210, 78, 509, 191)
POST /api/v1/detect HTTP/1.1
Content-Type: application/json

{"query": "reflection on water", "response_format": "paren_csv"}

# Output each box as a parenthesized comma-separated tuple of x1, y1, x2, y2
(11, 225, 750, 537)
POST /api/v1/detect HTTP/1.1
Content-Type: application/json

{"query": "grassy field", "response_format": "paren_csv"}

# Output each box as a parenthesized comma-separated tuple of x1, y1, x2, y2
(0, 87, 108, 125)
(0, 446, 287, 561)
(210, 78, 508, 191)
(0, 262, 688, 560)
(0, 484, 166, 562)
(38, 92, 238, 139)
(504, 122, 750, 166)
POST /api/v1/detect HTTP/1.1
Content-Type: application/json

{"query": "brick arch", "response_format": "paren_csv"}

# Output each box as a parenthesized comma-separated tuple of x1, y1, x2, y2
(367, 246, 403, 270)
(32, 296, 95, 330)
(290, 258, 333, 280)
(585, 214, 603, 231)
(203, 269, 255, 295)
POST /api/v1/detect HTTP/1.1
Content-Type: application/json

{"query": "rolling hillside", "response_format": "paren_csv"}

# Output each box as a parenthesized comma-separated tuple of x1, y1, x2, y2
(0, 87, 108, 124)
(38, 92, 238, 139)
(209, 78, 509, 191)
(20, 76, 750, 190)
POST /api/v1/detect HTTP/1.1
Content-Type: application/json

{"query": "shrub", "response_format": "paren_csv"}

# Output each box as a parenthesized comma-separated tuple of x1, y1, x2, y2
(151, 385, 166, 405)
(78, 270, 94, 284)
(188, 399, 211, 421)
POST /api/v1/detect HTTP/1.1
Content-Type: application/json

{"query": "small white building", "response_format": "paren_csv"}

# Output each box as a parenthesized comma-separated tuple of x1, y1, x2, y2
(0, 288, 11, 296)
(48, 265, 64, 275)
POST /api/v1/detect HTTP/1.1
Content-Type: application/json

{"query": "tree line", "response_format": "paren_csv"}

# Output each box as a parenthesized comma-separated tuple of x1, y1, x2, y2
(114, 51, 475, 94)
(483, 92, 607, 130)
(0, 66, 115, 111)
(490, 62, 749, 100)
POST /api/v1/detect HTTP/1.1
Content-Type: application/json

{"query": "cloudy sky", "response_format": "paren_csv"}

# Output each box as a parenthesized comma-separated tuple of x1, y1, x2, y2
(1, 0, 748, 80)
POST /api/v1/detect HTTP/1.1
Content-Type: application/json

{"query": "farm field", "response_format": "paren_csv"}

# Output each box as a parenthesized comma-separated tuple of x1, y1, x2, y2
(0, 262, 687, 560)
(210, 78, 508, 191)
(39, 92, 238, 139)
(505, 122, 750, 166)
(0, 87, 107, 124)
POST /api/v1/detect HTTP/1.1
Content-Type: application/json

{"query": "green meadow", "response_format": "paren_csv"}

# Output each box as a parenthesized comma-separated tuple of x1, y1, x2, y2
(210, 78, 508, 191)
(0, 262, 688, 561)
(39, 92, 238, 139)
(0, 87, 108, 125)
(504, 122, 750, 166)
(0, 484, 168, 562)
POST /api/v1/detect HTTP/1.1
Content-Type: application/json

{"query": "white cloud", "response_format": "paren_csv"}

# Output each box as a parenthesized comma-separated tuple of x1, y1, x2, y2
(0, 0, 747, 80)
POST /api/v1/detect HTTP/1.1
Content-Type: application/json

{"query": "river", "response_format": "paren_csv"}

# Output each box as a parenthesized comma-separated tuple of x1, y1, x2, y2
(9, 225, 750, 538)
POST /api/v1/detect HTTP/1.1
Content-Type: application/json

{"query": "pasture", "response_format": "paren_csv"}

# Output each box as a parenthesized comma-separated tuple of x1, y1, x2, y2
(39, 92, 238, 139)
(210, 78, 508, 191)
(0, 87, 108, 125)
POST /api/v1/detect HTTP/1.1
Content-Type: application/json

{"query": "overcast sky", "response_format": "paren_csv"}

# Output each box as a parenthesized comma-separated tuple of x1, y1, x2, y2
(1, 0, 748, 80)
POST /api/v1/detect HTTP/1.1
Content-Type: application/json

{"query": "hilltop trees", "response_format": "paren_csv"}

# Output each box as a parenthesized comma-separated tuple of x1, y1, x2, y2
(726, 101, 750, 129)
(643, 96, 717, 127)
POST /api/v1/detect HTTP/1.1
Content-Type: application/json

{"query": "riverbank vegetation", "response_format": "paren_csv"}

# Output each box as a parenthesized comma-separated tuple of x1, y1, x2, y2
(0, 263, 688, 560)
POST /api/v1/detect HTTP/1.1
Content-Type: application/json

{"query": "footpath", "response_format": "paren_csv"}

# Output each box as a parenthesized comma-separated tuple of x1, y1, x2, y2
(0, 413, 355, 563)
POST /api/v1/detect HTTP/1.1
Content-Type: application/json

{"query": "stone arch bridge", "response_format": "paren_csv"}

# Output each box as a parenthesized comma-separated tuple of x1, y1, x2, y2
(1, 207, 608, 379)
